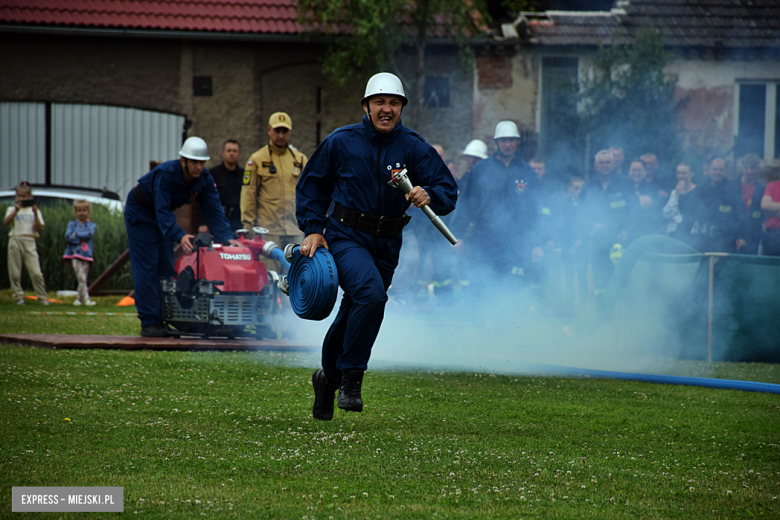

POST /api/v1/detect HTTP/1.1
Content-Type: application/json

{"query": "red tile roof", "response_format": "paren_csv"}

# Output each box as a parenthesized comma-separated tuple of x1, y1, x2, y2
(0, 0, 302, 34)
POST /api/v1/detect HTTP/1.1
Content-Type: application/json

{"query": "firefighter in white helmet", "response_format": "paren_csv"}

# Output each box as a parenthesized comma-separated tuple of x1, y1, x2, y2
(296, 72, 458, 421)
(450, 121, 544, 286)
(457, 139, 489, 192)
(124, 136, 240, 337)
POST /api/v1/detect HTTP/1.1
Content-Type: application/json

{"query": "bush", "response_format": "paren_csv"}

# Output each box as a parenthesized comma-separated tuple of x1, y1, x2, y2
(0, 201, 134, 292)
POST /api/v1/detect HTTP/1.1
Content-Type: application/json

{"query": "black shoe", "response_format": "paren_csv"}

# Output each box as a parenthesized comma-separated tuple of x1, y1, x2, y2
(312, 369, 339, 421)
(337, 369, 364, 412)
(141, 323, 169, 337)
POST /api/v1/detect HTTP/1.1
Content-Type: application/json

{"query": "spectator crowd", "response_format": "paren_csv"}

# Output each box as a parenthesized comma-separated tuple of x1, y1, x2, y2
(387, 127, 780, 312)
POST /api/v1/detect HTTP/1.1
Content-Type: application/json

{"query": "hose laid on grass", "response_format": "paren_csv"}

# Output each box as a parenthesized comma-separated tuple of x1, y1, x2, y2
(282, 245, 339, 321)
(523, 363, 780, 394)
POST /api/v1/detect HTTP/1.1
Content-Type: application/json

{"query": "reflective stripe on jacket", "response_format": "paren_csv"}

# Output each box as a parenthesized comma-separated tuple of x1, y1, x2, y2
(240, 144, 307, 235)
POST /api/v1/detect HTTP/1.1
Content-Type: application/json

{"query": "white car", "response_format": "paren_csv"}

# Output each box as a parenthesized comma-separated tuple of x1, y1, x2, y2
(0, 185, 124, 213)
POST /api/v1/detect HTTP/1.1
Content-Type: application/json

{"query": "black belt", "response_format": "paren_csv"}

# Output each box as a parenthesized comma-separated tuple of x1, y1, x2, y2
(332, 203, 411, 236)
(132, 185, 155, 214)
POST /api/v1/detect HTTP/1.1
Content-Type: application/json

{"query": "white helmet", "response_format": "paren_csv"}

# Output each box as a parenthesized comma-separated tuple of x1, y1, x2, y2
(462, 139, 489, 159)
(362, 72, 408, 106)
(179, 136, 210, 161)
(494, 121, 521, 140)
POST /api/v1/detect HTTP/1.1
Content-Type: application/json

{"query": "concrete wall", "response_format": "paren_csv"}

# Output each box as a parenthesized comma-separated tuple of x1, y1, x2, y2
(471, 44, 780, 171)
(667, 58, 780, 161)
(473, 46, 539, 154)
(0, 33, 474, 177)
(191, 42, 364, 165)
(395, 47, 476, 164)
(0, 33, 366, 180)
(0, 35, 182, 114)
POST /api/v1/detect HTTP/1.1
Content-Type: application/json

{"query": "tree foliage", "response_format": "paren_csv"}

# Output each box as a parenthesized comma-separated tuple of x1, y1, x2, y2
(298, 0, 487, 125)
(299, 0, 405, 82)
(579, 27, 682, 165)
(501, 0, 549, 14)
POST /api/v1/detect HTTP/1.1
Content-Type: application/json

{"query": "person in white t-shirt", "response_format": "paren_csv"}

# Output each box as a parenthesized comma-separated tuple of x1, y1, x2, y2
(3, 182, 49, 305)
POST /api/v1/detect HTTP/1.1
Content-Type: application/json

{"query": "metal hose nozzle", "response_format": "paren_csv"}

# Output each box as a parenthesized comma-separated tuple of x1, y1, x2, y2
(388, 168, 457, 245)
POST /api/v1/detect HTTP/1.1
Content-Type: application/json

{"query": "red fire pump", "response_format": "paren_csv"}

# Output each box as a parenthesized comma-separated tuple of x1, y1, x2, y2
(162, 227, 289, 339)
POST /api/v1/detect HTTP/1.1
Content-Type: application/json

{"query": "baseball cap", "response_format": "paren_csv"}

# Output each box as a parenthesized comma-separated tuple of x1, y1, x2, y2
(269, 112, 292, 130)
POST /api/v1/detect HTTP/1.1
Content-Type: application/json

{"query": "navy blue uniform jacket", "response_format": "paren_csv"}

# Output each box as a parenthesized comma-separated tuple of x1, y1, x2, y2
(581, 174, 635, 240)
(134, 159, 233, 244)
(296, 116, 457, 239)
(694, 179, 745, 251)
(449, 153, 540, 268)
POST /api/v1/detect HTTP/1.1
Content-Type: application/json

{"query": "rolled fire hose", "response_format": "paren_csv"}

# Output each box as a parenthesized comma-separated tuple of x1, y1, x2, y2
(277, 244, 339, 321)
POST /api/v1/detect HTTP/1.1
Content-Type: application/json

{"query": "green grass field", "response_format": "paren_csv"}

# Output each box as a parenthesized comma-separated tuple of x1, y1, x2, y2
(0, 293, 139, 336)
(1, 294, 779, 518)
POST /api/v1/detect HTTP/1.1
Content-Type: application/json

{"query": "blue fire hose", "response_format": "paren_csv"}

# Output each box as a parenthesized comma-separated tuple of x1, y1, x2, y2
(269, 247, 291, 272)
(278, 245, 339, 321)
(523, 363, 780, 394)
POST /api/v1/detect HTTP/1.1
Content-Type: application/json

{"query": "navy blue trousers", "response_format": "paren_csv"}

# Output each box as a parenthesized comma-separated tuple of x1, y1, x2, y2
(124, 194, 176, 327)
(321, 222, 400, 385)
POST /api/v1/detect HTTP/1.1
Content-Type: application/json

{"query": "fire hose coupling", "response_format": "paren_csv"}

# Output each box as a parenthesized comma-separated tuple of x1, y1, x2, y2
(278, 276, 290, 296)
(262, 240, 279, 257)
(284, 243, 300, 263)
(387, 168, 457, 245)
(278, 243, 301, 295)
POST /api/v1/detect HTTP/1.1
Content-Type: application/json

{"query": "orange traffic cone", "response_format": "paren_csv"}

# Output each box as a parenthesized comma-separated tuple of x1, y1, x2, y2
(116, 296, 135, 307)
(24, 295, 63, 303)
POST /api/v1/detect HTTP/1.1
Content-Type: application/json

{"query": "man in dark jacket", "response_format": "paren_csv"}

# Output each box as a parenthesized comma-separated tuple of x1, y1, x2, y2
(124, 137, 239, 337)
(296, 72, 457, 421)
(208, 139, 243, 232)
(694, 157, 746, 253)
(450, 121, 543, 284)
(581, 150, 634, 293)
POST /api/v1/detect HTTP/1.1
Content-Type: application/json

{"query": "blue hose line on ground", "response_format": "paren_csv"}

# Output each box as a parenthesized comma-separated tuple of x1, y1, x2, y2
(286, 245, 339, 321)
(522, 363, 780, 394)
(270, 247, 291, 271)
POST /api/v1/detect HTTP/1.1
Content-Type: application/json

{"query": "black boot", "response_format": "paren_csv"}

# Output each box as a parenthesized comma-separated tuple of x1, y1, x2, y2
(312, 369, 339, 421)
(337, 369, 364, 412)
(141, 322, 168, 337)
